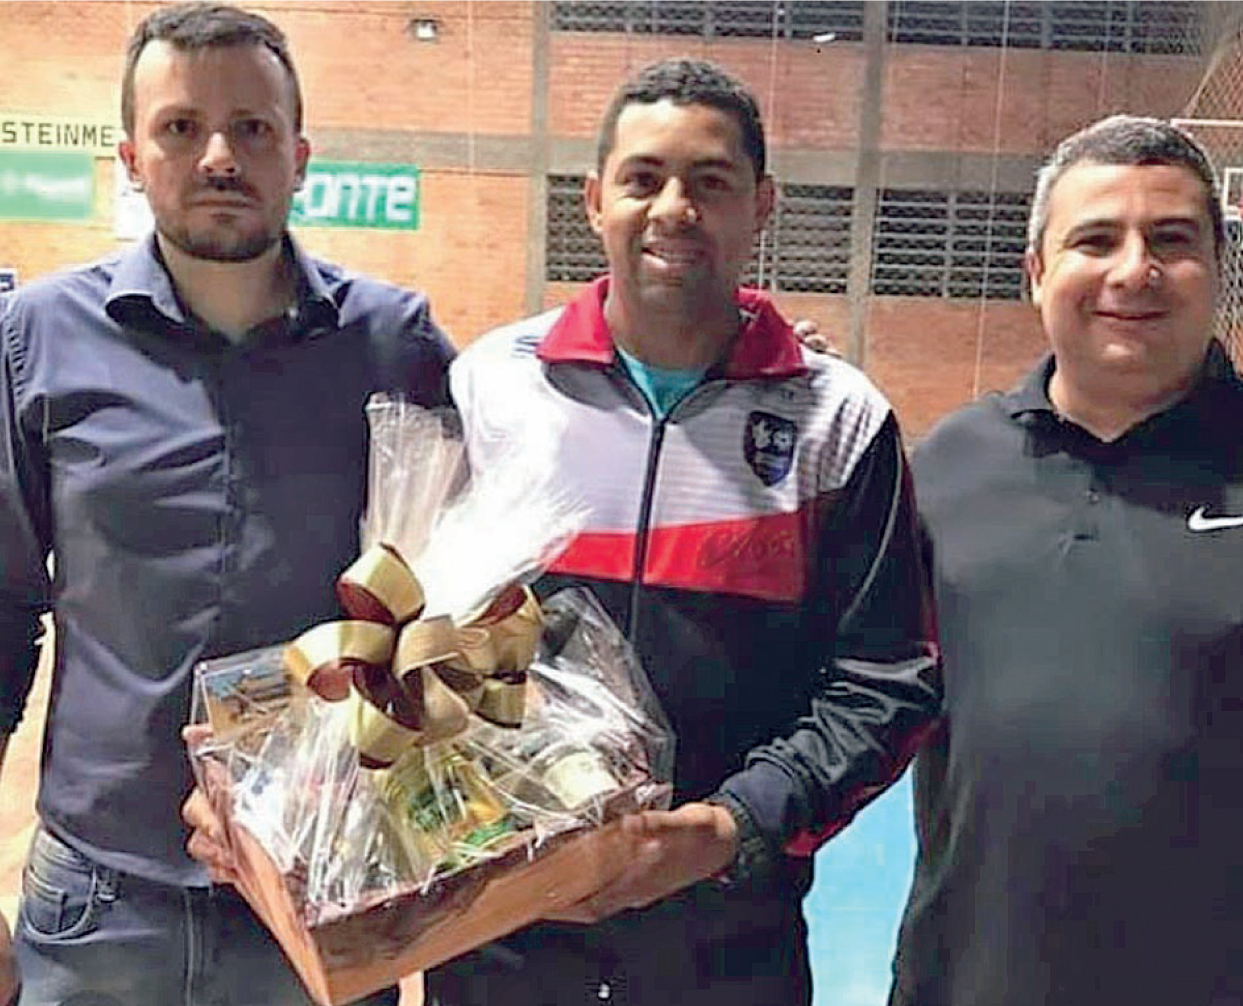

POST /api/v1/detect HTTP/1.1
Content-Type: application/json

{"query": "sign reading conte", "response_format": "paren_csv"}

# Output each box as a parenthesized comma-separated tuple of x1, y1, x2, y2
(291, 161, 420, 230)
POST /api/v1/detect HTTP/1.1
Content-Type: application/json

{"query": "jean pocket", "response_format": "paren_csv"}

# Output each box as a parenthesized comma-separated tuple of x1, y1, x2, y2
(19, 828, 114, 941)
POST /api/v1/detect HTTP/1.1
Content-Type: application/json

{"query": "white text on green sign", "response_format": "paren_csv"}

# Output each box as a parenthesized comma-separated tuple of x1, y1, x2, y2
(292, 161, 420, 230)
(0, 150, 94, 221)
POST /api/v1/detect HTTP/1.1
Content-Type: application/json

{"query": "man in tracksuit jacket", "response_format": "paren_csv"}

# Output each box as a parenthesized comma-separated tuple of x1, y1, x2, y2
(429, 58, 940, 1006)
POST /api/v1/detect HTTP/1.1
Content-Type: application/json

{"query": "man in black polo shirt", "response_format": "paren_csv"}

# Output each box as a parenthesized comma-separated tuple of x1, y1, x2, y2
(891, 115, 1243, 1005)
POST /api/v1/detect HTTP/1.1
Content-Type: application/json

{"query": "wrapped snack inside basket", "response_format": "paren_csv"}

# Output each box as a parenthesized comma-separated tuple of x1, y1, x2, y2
(187, 398, 674, 1006)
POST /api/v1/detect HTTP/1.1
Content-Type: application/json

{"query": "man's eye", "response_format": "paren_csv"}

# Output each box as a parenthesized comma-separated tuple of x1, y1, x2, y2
(234, 119, 272, 141)
(623, 172, 658, 193)
(1071, 233, 1112, 253)
(1153, 229, 1195, 249)
(164, 119, 197, 138)
(698, 175, 731, 192)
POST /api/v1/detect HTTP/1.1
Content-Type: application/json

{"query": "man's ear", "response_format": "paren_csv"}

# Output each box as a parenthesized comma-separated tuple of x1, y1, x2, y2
(754, 174, 776, 233)
(584, 172, 603, 236)
(1025, 247, 1044, 308)
(294, 135, 311, 188)
(118, 138, 141, 187)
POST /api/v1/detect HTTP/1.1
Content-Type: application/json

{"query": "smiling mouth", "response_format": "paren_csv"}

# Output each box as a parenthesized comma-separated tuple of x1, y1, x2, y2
(643, 244, 704, 267)
(1096, 309, 1166, 322)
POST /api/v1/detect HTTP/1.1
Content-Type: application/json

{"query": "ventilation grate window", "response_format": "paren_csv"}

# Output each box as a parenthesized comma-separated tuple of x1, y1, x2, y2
(551, 1, 865, 41)
(872, 188, 1030, 300)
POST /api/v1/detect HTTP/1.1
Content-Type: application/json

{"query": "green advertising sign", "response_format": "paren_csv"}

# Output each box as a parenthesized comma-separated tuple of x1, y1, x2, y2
(291, 161, 420, 230)
(0, 150, 94, 221)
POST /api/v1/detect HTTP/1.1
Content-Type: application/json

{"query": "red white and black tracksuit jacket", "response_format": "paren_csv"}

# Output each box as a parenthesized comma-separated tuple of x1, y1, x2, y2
(438, 278, 940, 1005)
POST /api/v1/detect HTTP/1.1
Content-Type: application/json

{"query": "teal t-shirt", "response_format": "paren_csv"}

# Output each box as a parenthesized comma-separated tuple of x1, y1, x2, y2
(616, 345, 708, 419)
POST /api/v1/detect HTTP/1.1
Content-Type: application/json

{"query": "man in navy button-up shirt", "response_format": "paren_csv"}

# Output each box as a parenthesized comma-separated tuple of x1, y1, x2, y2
(0, 4, 453, 1004)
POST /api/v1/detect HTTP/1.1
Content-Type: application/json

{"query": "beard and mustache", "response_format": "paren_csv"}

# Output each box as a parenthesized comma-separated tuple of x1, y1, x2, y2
(157, 174, 289, 264)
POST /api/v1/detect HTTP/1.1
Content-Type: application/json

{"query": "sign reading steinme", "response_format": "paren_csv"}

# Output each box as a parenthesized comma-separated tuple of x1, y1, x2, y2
(291, 161, 420, 230)
(1, 116, 121, 157)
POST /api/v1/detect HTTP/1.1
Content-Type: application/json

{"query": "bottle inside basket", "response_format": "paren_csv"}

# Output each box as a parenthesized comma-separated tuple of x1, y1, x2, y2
(381, 746, 518, 875)
(530, 741, 620, 811)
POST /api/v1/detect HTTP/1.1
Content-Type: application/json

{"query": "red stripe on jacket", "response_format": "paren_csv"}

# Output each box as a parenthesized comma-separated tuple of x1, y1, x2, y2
(550, 510, 809, 603)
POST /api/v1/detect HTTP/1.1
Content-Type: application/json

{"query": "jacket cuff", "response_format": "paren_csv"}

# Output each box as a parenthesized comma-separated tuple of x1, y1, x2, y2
(704, 790, 778, 889)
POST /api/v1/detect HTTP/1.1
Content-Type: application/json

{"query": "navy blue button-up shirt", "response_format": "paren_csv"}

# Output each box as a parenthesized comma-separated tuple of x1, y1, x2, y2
(0, 234, 454, 884)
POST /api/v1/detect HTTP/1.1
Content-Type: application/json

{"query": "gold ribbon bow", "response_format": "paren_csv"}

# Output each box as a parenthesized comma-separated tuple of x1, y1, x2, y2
(282, 544, 542, 768)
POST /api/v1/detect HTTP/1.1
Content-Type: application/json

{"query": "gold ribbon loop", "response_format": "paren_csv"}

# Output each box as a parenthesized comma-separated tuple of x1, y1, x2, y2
(435, 661, 487, 709)
(286, 561, 545, 764)
(395, 616, 461, 678)
(475, 674, 527, 728)
(349, 690, 425, 768)
(284, 620, 396, 702)
(408, 664, 474, 742)
(482, 588, 543, 670)
(337, 544, 425, 625)
(452, 626, 497, 673)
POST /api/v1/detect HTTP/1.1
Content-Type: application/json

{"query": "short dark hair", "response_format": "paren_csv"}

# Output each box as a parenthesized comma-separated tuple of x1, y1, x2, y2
(596, 58, 766, 179)
(122, 2, 303, 135)
(1029, 114, 1223, 260)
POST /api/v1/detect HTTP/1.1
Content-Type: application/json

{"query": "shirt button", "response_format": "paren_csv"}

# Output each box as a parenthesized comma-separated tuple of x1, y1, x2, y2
(1087, 489, 1100, 504)
(597, 981, 612, 1000)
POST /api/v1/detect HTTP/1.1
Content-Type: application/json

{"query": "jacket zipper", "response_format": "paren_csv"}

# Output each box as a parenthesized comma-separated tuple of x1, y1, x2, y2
(627, 415, 666, 641)
(620, 374, 720, 641)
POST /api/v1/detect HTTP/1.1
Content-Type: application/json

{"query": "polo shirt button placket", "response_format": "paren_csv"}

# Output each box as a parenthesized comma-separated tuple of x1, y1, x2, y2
(1071, 481, 1102, 542)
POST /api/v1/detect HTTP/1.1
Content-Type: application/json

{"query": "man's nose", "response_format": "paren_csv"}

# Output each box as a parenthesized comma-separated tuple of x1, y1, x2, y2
(1111, 233, 1156, 290)
(650, 178, 697, 226)
(198, 130, 239, 176)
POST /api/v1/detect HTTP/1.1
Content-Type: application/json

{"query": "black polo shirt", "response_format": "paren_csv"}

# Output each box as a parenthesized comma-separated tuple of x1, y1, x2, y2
(893, 343, 1243, 1006)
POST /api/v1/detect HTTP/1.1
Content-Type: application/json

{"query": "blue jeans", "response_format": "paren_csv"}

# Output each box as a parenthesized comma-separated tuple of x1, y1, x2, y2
(14, 825, 399, 1006)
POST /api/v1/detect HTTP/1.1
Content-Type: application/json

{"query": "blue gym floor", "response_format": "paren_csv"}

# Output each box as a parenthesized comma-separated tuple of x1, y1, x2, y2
(806, 772, 915, 1006)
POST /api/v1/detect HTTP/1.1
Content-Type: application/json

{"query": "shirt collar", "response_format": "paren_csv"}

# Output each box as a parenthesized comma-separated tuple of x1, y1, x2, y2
(104, 232, 341, 338)
(1005, 340, 1239, 434)
(536, 276, 806, 380)
(1005, 353, 1059, 421)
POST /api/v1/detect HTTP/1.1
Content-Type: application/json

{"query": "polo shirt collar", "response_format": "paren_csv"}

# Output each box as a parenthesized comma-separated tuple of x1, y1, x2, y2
(104, 232, 341, 335)
(536, 276, 806, 380)
(1005, 340, 1238, 434)
(1006, 353, 1058, 421)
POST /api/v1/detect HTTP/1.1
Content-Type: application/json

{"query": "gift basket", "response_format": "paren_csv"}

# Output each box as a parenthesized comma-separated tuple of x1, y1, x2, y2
(188, 397, 674, 1005)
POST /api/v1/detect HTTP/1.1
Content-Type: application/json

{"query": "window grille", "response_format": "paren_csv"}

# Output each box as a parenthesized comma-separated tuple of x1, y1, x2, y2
(552, 0, 1197, 53)
(767, 183, 853, 294)
(872, 188, 1029, 300)
(551, 1, 865, 42)
(545, 174, 606, 283)
(887, 1, 1200, 54)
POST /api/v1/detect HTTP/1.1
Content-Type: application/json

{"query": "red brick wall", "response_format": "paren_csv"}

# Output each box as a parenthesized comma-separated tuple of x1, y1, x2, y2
(548, 35, 1202, 154)
(548, 33, 866, 149)
(290, 2, 533, 135)
(878, 47, 1200, 153)
(0, 3, 1200, 433)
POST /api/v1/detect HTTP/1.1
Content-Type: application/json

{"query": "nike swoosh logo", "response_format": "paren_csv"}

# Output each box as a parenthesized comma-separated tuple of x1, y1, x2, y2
(1188, 506, 1243, 532)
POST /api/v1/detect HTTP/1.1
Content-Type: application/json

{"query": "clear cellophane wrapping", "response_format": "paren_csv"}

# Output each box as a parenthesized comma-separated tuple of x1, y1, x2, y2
(187, 397, 673, 970)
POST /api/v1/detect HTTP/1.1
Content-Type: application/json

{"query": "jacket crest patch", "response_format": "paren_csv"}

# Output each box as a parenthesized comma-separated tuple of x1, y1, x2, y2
(744, 411, 797, 486)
